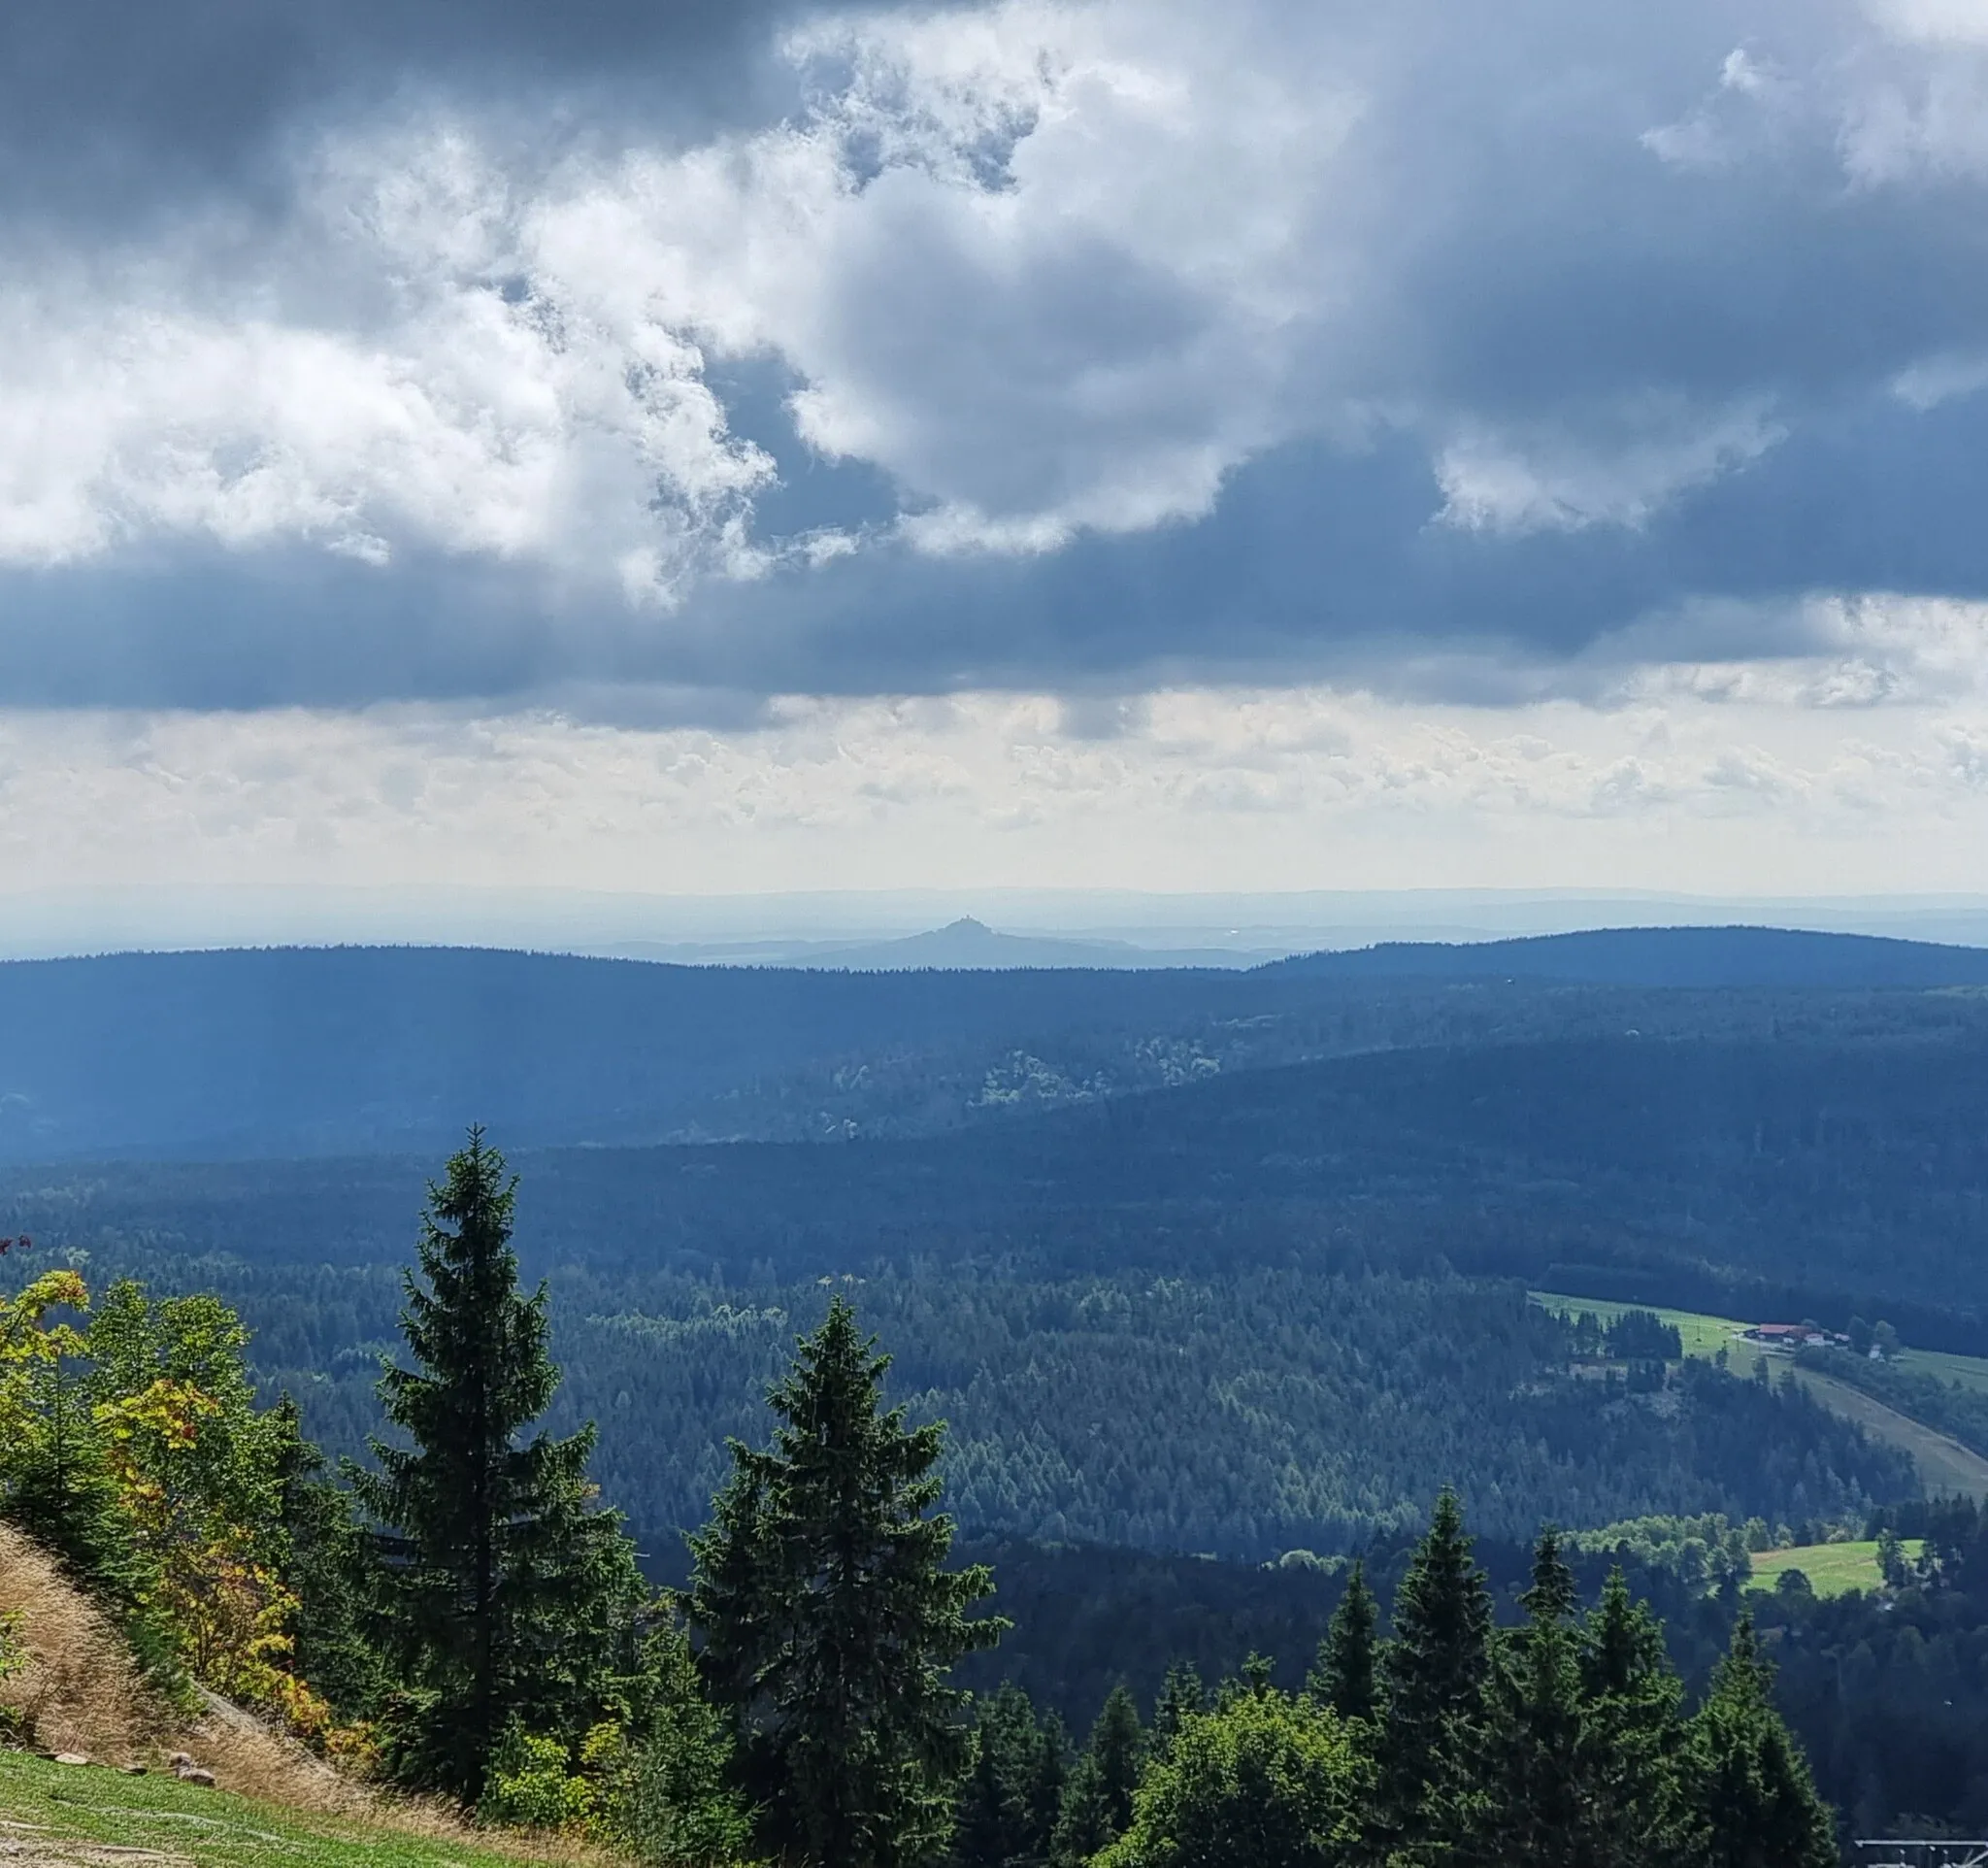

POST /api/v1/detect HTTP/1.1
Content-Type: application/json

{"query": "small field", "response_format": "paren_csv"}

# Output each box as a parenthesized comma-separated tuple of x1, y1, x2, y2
(1747, 1539, 1924, 1599)
(1900, 1346, 1988, 1394)
(1781, 1366, 1988, 1499)
(0, 1751, 554, 1868)
(1530, 1292, 1988, 1391)
(1529, 1291, 1748, 1362)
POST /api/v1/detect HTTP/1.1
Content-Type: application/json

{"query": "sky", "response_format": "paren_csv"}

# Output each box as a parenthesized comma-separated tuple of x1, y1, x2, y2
(4, 0, 1988, 915)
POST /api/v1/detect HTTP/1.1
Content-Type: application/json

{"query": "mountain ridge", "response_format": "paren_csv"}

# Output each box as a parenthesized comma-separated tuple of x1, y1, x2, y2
(5, 924, 1988, 1162)
(1268, 922, 1988, 987)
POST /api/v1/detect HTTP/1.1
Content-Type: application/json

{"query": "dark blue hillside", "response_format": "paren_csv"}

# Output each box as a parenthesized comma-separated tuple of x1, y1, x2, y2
(6, 926, 1987, 1162)
(9, 1018, 1988, 1334)
(0, 945, 1258, 1160)
(1265, 923, 1988, 988)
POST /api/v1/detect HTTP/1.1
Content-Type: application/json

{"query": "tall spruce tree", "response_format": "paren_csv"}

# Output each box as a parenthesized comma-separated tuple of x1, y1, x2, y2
(1308, 1561, 1379, 1724)
(353, 1129, 644, 1799)
(1051, 1685, 1145, 1866)
(1465, 1529, 1587, 1868)
(1686, 1618, 1838, 1868)
(954, 1685, 1066, 1868)
(686, 1296, 1004, 1868)
(1379, 1489, 1492, 1848)
(1578, 1569, 1692, 1868)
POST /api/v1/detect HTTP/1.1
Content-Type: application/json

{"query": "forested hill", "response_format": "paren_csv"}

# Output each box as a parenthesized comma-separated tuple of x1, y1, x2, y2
(9, 1016, 1988, 1331)
(1266, 923, 1988, 987)
(0, 945, 1257, 1158)
(5, 929, 1988, 1161)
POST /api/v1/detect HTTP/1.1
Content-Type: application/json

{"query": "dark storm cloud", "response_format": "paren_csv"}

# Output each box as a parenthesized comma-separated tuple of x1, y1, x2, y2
(3, 0, 1988, 712)
(10, 383, 1986, 716)
(0, 0, 937, 225)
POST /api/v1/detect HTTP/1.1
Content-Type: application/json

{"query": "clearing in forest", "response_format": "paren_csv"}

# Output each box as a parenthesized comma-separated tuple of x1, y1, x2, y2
(1529, 1291, 1988, 1500)
(1747, 1540, 1925, 1599)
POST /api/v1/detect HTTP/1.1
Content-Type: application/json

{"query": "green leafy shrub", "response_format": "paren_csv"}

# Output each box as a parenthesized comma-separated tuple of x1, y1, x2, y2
(477, 1720, 593, 1833)
(1096, 1688, 1367, 1868)
(595, 1626, 759, 1867)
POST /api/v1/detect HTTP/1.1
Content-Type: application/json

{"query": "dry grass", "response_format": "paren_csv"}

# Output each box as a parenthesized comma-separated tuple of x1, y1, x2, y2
(0, 1525, 606, 1864)
(0, 1525, 149, 1767)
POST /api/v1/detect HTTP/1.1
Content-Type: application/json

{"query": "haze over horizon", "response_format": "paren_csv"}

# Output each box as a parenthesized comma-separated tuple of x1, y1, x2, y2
(3, 0, 1988, 899)
(12, 883, 1988, 963)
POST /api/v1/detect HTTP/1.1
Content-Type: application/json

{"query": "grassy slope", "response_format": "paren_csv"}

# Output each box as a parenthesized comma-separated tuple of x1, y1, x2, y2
(1748, 1540, 1925, 1598)
(1531, 1292, 1988, 1500)
(1780, 1367, 1988, 1500)
(1900, 1347, 1988, 1394)
(1530, 1291, 1746, 1360)
(0, 1752, 556, 1868)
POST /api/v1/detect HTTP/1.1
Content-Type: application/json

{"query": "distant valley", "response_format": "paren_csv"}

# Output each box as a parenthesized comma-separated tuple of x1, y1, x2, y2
(10, 923, 1988, 1839)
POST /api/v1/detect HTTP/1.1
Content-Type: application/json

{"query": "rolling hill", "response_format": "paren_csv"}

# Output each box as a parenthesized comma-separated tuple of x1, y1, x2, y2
(1268, 923, 1988, 988)
(6, 926, 1988, 1162)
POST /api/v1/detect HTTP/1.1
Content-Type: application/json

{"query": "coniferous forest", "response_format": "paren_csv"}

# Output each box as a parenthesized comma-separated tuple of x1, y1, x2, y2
(5, 1125, 1972, 1860)
(13, 0, 1988, 1821)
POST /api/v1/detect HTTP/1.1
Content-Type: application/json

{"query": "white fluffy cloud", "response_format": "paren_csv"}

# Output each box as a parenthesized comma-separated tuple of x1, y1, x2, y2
(0, 0, 1360, 591)
(0, 0, 1986, 724)
(1434, 399, 1786, 536)
(17, 0, 1984, 597)
(0, 138, 776, 599)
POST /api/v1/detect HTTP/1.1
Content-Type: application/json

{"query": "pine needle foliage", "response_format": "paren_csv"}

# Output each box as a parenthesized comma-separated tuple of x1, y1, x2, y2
(954, 1684, 1067, 1868)
(687, 1295, 1005, 1868)
(1051, 1685, 1144, 1866)
(1377, 1487, 1492, 1846)
(1307, 1561, 1378, 1725)
(1686, 1617, 1838, 1868)
(1462, 1529, 1590, 1868)
(353, 1128, 644, 1801)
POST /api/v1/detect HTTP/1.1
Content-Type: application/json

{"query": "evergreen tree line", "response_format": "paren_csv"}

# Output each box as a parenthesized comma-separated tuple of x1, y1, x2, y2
(16, 978, 1988, 1351)
(2, 1132, 1000, 1862)
(48, 1246, 1913, 1558)
(945, 1499, 1837, 1868)
(6, 1133, 1841, 1867)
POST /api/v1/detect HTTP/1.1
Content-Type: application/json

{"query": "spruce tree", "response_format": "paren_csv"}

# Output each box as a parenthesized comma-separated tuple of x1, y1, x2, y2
(1578, 1569, 1692, 1868)
(686, 1296, 1004, 1868)
(1051, 1685, 1144, 1866)
(353, 1129, 644, 1799)
(1151, 1663, 1207, 1754)
(1465, 1529, 1587, 1868)
(271, 1397, 390, 1719)
(1308, 1561, 1379, 1723)
(955, 1685, 1066, 1868)
(610, 1618, 758, 1868)
(1027, 1711, 1072, 1867)
(1378, 1489, 1492, 1848)
(1686, 1617, 1838, 1868)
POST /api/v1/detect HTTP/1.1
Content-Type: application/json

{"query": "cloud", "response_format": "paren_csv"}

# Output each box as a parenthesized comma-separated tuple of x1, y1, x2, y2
(9, 667, 1988, 900)
(1433, 400, 1786, 536)
(3, 0, 1988, 709)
